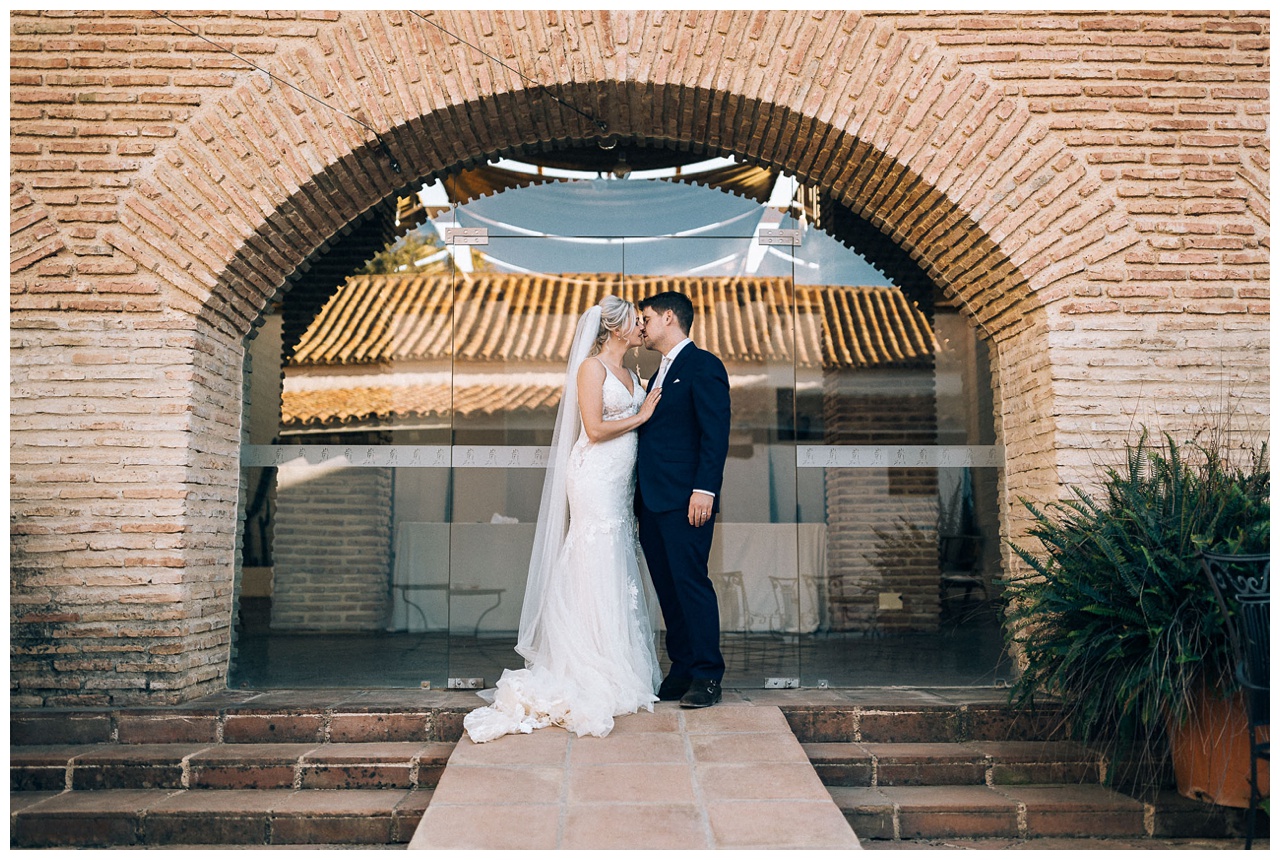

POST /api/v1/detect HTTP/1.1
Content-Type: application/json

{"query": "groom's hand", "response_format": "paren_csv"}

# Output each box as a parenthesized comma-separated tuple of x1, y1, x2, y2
(688, 492, 713, 528)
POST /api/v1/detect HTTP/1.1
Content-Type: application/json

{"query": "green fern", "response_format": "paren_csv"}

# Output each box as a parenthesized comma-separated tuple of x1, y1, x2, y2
(1003, 431, 1268, 791)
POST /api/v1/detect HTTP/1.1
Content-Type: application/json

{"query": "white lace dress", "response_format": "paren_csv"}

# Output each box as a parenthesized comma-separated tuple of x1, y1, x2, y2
(463, 366, 661, 743)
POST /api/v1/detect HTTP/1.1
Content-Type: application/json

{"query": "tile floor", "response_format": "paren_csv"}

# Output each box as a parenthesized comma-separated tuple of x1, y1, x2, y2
(408, 698, 861, 850)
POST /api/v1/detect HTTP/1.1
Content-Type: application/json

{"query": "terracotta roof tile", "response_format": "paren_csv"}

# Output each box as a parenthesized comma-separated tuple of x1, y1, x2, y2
(290, 273, 935, 370)
(281, 383, 560, 430)
(281, 274, 936, 431)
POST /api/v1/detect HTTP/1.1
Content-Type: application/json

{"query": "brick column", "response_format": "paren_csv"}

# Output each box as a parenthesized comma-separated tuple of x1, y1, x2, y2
(269, 464, 394, 632)
(823, 363, 941, 633)
(10, 316, 242, 706)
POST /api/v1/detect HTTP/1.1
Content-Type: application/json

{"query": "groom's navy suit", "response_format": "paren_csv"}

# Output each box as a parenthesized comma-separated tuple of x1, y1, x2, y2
(637, 342, 731, 683)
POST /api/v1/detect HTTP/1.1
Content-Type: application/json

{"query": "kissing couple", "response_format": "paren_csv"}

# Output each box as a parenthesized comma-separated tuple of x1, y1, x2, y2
(464, 291, 732, 743)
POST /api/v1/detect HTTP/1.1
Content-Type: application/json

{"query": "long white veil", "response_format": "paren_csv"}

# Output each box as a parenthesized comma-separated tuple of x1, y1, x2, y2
(515, 305, 602, 664)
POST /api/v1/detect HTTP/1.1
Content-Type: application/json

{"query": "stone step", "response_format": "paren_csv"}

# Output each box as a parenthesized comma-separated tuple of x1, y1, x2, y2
(11, 788, 431, 848)
(10, 690, 1069, 746)
(828, 783, 1268, 842)
(9, 697, 476, 746)
(778, 701, 1069, 744)
(13, 779, 1267, 848)
(803, 740, 1102, 787)
(11, 742, 456, 791)
(11, 691, 1261, 848)
(410, 702, 860, 850)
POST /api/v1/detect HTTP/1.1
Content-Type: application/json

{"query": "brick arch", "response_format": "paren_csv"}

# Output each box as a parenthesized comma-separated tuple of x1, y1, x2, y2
(103, 20, 1075, 407)
(37, 11, 1076, 704)
(13, 10, 1267, 705)
(102, 10, 1072, 530)
(94, 12, 1097, 334)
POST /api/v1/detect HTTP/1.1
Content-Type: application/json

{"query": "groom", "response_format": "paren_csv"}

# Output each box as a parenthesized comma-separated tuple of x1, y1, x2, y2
(636, 291, 731, 708)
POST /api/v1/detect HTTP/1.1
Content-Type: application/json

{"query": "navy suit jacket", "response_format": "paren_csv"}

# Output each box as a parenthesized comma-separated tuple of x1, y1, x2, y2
(636, 344, 731, 513)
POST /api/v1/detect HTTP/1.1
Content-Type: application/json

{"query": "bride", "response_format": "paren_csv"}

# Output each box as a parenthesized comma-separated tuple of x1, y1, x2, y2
(463, 296, 664, 743)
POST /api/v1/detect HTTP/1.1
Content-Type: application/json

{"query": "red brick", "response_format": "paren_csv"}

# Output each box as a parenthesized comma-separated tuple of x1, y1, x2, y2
(116, 712, 217, 743)
(328, 712, 431, 742)
(222, 714, 325, 743)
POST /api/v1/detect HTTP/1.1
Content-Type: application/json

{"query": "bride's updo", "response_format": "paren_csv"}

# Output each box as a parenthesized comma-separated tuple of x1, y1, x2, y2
(591, 295, 636, 354)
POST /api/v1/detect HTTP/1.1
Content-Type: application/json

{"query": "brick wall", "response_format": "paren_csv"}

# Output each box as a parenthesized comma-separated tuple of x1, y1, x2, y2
(823, 366, 941, 633)
(10, 11, 1268, 705)
(270, 463, 393, 631)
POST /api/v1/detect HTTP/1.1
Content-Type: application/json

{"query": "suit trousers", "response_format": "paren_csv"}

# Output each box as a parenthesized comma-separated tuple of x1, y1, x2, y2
(638, 502, 725, 682)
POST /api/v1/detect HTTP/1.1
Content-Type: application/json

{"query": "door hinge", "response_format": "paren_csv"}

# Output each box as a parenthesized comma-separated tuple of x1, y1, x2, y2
(764, 677, 800, 689)
(758, 228, 801, 246)
(446, 227, 488, 245)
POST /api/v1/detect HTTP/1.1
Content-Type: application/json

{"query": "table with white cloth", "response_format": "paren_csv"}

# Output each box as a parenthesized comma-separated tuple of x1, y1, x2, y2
(389, 522, 828, 635)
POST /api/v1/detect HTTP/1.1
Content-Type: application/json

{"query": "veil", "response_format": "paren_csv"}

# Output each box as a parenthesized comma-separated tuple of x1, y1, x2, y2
(515, 305, 602, 664)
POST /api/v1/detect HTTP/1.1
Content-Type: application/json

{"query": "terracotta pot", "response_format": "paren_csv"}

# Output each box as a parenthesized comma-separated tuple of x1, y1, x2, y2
(1168, 683, 1269, 808)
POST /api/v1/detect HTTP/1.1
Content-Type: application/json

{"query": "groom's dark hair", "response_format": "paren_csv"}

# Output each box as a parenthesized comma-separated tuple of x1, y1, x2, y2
(639, 291, 694, 335)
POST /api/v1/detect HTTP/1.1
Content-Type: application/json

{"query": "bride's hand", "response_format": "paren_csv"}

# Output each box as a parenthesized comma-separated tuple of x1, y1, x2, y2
(638, 387, 662, 422)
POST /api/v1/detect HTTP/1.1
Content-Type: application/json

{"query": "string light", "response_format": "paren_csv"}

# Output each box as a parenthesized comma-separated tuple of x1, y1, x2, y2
(152, 11, 401, 173)
(408, 11, 608, 137)
(153, 11, 614, 173)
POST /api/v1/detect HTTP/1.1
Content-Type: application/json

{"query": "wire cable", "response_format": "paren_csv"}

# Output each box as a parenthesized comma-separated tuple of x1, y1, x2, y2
(407, 10, 608, 135)
(152, 11, 401, 173)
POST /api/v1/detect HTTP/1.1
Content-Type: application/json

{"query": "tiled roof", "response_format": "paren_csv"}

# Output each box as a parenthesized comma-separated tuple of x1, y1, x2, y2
(281, 274, 935, 432)
(289, 274, 935, 370)
(281, 383, 559, 429)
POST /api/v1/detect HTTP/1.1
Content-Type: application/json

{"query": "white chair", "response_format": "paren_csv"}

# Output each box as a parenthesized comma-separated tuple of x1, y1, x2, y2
(768, 574, 804, 639)
(710, 569, 755, 670)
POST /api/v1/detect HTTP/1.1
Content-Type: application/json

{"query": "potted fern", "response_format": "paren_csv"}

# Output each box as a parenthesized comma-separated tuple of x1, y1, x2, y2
(1002, 430, 1268, 805)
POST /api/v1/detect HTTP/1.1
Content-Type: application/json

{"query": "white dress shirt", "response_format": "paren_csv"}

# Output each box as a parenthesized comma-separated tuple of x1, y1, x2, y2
(653, 337, 691, 389)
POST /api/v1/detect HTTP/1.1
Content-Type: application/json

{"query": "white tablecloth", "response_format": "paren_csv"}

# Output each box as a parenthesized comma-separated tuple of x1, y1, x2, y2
(389, 522, 827, 635)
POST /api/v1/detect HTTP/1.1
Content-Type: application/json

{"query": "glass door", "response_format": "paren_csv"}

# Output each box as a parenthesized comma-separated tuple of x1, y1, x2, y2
(438, 174, 803, 692)
(787, 207, 1010, 687)
(233, 158, 1009, 693)
(443, 223, 627, 690)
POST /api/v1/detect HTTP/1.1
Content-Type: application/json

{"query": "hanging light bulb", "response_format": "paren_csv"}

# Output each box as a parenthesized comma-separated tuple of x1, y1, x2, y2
(611, 151, 631, 179)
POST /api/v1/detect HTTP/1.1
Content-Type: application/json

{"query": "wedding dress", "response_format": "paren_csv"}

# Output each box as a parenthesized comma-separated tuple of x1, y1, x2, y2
(463, 314, 661, 743)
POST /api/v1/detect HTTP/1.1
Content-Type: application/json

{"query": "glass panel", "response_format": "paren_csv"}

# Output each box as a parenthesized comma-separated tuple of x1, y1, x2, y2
(233, 443, 450, 688)
(638, 232, 801, 690)
(232, 158, 1010, 693)
(445, 223, 627, 689)
(792, 293, 1009, 687)
(232, 188, 461, 688)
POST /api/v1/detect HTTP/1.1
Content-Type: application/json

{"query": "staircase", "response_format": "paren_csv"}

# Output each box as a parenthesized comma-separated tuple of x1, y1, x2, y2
(772, 692, 1267, 846)
(10, 691, 472, 848)
(10, 689, 1266, 848)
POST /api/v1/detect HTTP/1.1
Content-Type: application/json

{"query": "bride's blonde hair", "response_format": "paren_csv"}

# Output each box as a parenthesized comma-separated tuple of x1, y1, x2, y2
(591, 295, 636, 355)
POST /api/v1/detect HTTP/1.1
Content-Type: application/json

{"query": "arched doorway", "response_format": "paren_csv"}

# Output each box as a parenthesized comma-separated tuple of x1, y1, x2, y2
(181, 55, 1063, 698)
(232, 148, 1009, 690)
(19, 11, 1205, 706)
